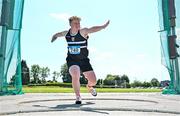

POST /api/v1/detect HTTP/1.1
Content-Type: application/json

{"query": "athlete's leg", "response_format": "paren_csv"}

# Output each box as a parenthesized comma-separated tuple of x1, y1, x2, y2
(83, 71, 97, 96)
(69, 65, 81, 97)
(83, 71, 97, 87)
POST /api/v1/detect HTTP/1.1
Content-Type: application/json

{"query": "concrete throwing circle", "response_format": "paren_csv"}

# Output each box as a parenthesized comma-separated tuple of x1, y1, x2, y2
(3, 111, 180, 116)
(19, 98, 158, 104)
(1, 98, 180, 115)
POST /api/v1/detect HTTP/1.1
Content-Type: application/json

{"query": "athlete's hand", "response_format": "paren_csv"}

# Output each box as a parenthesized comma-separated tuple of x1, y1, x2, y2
(103, 20, 110, 29)
(51, 34, 57, 43)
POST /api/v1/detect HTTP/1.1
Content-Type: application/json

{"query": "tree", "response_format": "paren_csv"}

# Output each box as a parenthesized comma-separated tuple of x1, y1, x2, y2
(120, 75, 130, 88)
(131, 80, 142, 88)
(9, 75, 15, 86)
(151, 78, 160, 87)
(103, 74, 116, 85)
(40, 67, 50, 83)
(60, 63, 71, 83)
(31, 65, 41, 84)
(114, 75, 121, 86)
(21, 60, 30, 85)
(52, 71, 60, 82)
(120, 74, 130, 84)
(142, 81, 151, 88)
(97, 79, 103, 85)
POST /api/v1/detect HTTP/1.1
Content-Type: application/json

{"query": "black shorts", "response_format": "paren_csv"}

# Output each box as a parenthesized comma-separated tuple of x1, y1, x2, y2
(66, 57, 93, 72)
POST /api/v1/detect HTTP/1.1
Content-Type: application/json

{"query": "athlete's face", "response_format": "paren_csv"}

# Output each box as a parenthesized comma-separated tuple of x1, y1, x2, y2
(70, 20, 80, 30)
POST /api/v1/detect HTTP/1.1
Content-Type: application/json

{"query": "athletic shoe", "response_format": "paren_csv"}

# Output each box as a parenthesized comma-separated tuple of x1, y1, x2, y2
(86, 85, 97, 96)
(75, 96, 82, 104)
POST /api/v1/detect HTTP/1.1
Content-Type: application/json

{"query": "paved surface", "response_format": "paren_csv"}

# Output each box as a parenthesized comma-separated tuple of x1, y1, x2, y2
(0, 93, 180, 116)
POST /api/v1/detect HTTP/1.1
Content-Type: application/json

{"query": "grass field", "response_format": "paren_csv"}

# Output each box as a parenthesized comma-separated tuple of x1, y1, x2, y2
(22, 86, 161, 93)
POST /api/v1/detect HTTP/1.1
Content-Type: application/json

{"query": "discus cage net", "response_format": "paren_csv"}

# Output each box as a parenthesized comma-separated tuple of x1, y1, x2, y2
(158, 0, 180, 94)
(0, 0, 24, 95)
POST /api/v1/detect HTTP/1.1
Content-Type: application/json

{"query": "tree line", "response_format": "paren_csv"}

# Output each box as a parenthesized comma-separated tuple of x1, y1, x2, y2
(19, 60, 163, 88)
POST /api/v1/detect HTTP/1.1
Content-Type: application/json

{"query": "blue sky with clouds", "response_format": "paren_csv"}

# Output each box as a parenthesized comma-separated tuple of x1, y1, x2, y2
(21, 0, 169, 82)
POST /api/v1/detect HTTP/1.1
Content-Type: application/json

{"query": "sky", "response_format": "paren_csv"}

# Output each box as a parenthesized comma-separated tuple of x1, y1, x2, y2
(21, 0, 169, 82)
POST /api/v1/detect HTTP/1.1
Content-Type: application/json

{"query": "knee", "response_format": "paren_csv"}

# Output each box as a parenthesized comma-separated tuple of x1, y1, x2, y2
(69, 65, 80, 79)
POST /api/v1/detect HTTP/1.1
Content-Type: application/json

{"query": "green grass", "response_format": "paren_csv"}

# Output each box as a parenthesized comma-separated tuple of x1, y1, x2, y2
(22, 86, 161, 93)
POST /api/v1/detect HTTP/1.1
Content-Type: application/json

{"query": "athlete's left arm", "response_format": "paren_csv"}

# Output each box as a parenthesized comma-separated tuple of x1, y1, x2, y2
(82, 20, 110, 34)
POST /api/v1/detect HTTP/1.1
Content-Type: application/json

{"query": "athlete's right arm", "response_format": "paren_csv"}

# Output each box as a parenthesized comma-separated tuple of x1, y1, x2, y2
(51, 30, 68, 43)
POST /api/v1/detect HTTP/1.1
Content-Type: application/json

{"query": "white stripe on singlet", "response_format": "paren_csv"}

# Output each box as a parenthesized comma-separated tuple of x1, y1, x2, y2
(67, 46, 87, 48)
(80, 46, 87, 48)
(67, 41, 86, 44)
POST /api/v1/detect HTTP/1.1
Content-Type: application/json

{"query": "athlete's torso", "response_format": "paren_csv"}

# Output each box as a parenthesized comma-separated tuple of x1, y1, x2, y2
(65, 29, 89, 60)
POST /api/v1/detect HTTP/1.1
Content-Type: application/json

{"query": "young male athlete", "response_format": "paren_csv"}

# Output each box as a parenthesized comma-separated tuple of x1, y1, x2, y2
(51, 16, 109, 104)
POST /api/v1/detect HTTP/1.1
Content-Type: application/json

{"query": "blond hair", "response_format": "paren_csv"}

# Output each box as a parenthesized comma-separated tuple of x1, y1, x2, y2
(69, 16, 81, 24)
